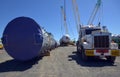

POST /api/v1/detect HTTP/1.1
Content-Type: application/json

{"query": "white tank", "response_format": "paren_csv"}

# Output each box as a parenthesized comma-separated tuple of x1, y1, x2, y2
(60, 34, 70, 45)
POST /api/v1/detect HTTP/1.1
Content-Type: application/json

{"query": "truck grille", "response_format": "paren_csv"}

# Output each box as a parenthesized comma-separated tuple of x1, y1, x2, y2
(94, 36, 109, 48)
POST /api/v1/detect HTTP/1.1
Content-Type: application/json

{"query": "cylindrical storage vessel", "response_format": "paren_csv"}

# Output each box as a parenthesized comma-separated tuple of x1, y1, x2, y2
(2, 17, 44, 61)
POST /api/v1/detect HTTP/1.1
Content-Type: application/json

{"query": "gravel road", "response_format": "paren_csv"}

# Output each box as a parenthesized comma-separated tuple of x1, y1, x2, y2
(0, 46, 120, 77)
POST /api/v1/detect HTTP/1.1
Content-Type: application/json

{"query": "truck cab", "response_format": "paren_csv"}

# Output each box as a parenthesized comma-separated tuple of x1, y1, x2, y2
(77, 25, 120, 63)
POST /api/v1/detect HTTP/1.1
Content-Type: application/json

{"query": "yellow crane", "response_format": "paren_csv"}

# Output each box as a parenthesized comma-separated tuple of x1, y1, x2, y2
(72, 0, 81, 34)
(61, 6, 69, 35)
(72, 0, 101, 32)
(87, 0, 101, 25)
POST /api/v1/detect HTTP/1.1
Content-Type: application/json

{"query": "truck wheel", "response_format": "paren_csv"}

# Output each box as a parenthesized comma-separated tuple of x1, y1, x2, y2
(77, 46, 80, 53)
(106, 56, 116, 63)
(81, 49, 88, 61)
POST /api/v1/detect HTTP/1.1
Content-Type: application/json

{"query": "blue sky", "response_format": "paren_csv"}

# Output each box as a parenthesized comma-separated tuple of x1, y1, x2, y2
(0, 0, 120, 41)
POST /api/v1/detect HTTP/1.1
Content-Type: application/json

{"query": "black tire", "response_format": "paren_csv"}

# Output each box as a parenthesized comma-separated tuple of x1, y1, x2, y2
(77, 45, 80, 53)
(81, 48, 88, 61)
(76, 41, 79, 53)
(77, 45, 83, 54)
(106, 56, 116, 63)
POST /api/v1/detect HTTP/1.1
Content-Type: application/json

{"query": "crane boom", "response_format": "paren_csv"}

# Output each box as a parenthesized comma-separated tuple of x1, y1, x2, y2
(87, 0, 101, 25)
(72, 0, 81, 34)
(61, 6, 69, 34)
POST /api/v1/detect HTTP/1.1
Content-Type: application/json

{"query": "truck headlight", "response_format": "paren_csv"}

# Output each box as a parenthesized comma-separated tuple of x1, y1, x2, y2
(83, 42, 92, 49)
(111, 43, 118, 49)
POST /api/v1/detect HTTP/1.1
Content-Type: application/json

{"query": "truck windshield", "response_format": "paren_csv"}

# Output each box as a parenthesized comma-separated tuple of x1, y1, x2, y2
(85, 28, 101, 35)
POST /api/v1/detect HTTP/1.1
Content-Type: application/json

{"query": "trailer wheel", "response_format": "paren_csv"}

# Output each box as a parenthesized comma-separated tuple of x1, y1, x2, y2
(106, 56, 116, 63)
(77, 46, 80, 54)
(76, 41, 80, 53)
(81, 48, 88, 61)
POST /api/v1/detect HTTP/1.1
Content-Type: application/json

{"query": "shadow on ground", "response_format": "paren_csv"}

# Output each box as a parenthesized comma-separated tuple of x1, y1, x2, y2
(68, 51, 116, 67)
(0, 57, 42, 72)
